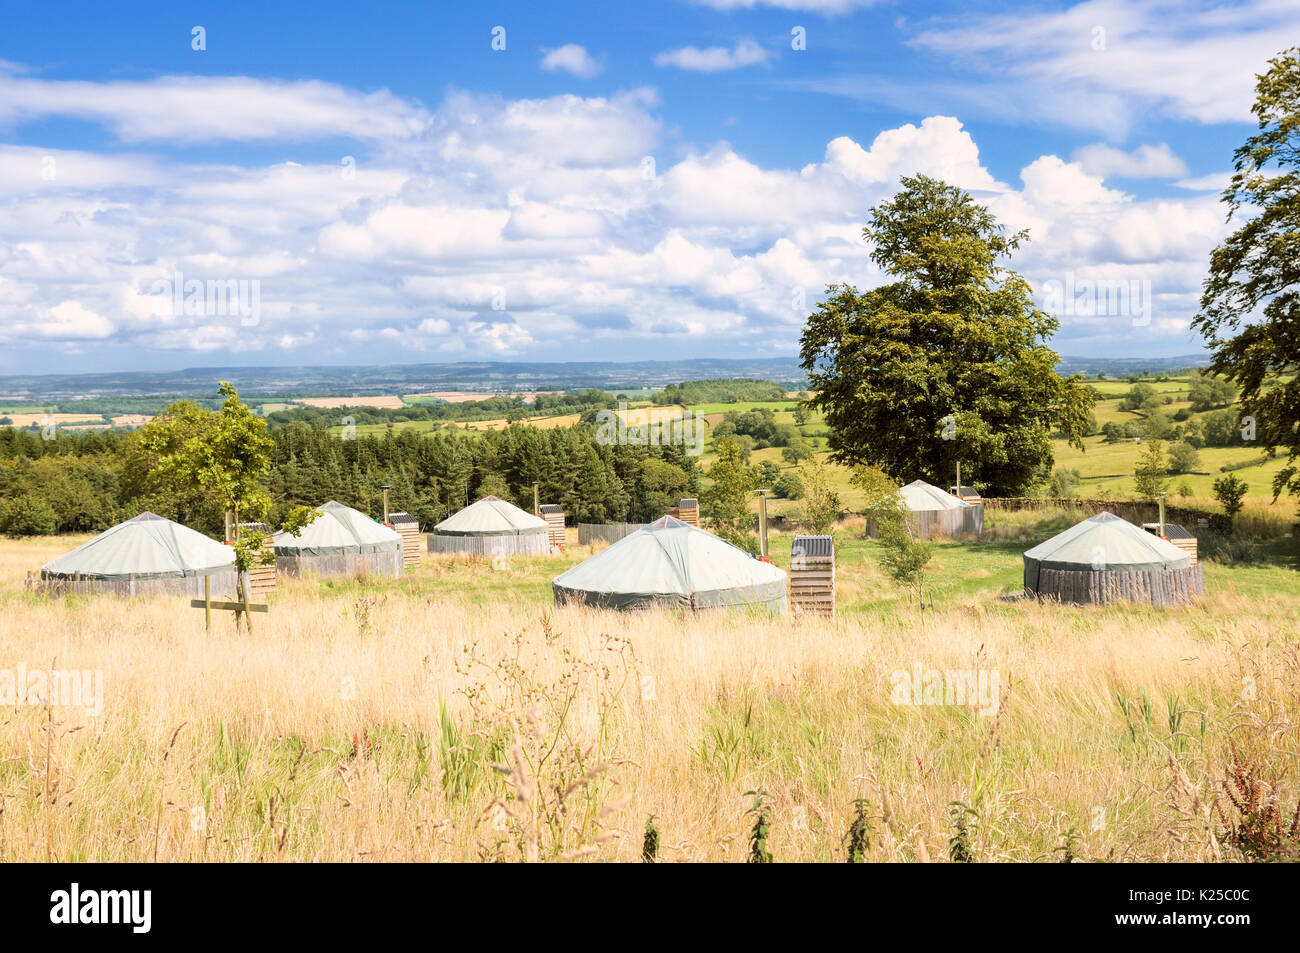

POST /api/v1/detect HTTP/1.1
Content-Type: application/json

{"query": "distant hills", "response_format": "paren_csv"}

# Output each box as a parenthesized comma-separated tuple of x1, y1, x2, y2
(0, 354, 1211, 403)
(1054, 354, 1211, 377)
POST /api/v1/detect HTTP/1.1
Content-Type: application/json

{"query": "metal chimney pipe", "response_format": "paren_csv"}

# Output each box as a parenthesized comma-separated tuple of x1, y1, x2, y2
(532, 480, 540, 516)
(1158, 491, 1166, 537)
(757, 489, 770, 560)
(381, 484, 391, 524)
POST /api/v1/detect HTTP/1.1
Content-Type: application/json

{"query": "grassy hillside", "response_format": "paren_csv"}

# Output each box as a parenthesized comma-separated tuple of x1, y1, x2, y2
(676, 375, 1296, 524)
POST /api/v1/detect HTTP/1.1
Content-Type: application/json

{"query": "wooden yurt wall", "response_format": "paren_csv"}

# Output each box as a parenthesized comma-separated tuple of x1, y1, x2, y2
(237, 521, 277, 597)
(539, 504, 566, 549)
(426, 533, 550, 557)
(32, 569, 240, 598)
(789, 534, 835, 616)
(868, 505, 984, 540)
(1033, 564, 1204, 608)
(389, 512, 422, 568)
(577, 523, 642, 545)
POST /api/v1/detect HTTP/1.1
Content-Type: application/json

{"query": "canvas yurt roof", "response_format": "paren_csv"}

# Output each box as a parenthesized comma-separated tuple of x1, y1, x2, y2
(899, 480, 970, 512)
(1023, 511, 1189, 587)
(553, 515, 787, 611)
(274, 501, 401, 556)
(42, 512, 235, 580)
(434, 496, 548, 537)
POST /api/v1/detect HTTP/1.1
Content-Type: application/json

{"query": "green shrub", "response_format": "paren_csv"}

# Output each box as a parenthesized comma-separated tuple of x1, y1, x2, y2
(1, 494, 58, 536)
(773, 472, 804, 500)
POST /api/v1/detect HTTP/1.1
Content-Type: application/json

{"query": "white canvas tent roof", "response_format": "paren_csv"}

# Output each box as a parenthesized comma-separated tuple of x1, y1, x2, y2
(899, 480, 970, 512)
(553, 515, 787, 611)
(1023, 511, 1190, 590)
(434, 496, 548, 537)
(42, 512, 235, 580)
(274, 501, 401, 556)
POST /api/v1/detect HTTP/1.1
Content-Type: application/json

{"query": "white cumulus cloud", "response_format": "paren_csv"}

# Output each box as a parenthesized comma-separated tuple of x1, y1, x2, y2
(654, 39, 770, 72)
(540, 44, 604, 78)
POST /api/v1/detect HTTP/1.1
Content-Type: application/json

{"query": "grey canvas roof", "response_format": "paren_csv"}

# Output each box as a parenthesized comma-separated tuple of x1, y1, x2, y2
(42, 512, 235, 581)
(434, 496, 548, 537)
(900, 480, 970, 512)
(553, 515, 787, 611)
(1023, 511, 1190, 590)
(274, 501, 401, 556)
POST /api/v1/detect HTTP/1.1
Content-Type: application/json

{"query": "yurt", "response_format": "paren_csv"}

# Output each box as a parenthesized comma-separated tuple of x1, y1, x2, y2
(552, 515, 787, 612)
(273, 501, 403, 577)
(1023, 511, 1204, 607)
(39, 512, 238, 596)
(872, 480, 984, 539)
(427, 496, 550, 556)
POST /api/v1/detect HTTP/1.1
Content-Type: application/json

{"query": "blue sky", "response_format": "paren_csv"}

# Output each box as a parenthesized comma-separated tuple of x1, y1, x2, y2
(0, 0, 1293, 375)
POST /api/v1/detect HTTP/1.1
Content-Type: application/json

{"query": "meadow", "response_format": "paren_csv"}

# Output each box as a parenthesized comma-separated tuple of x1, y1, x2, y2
(1, 517, 1296, 863)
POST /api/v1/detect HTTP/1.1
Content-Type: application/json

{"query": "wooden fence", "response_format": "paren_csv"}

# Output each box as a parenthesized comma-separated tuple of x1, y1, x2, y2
(1033, 565, 1205, 608)
(984, 498, 1232, 534)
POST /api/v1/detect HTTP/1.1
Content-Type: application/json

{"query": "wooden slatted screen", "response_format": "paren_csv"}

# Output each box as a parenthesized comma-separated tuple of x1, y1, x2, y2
(539, 504, 566, 549)
(237, 522, 277, 596)
(790, 534, 834, 616)
(388, 513, 422, 568)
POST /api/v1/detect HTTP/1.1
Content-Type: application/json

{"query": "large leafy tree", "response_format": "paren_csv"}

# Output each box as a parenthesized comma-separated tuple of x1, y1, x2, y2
(799, 175, 1093, 495)
(1192, 47, 1300, 500)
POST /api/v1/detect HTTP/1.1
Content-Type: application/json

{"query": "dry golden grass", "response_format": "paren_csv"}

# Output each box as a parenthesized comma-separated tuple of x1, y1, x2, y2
(0, 536, 1297, 863)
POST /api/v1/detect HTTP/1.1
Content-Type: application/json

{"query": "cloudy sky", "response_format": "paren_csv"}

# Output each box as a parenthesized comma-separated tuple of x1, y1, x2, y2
(0, 0, 1293, 374)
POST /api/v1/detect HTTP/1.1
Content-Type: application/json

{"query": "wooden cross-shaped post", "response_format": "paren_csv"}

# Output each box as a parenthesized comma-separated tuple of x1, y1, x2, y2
(193, 575, 267, 633)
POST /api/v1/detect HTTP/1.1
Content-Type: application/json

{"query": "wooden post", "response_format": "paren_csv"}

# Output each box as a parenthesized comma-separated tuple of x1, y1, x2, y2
(204, 576, 211, 634)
